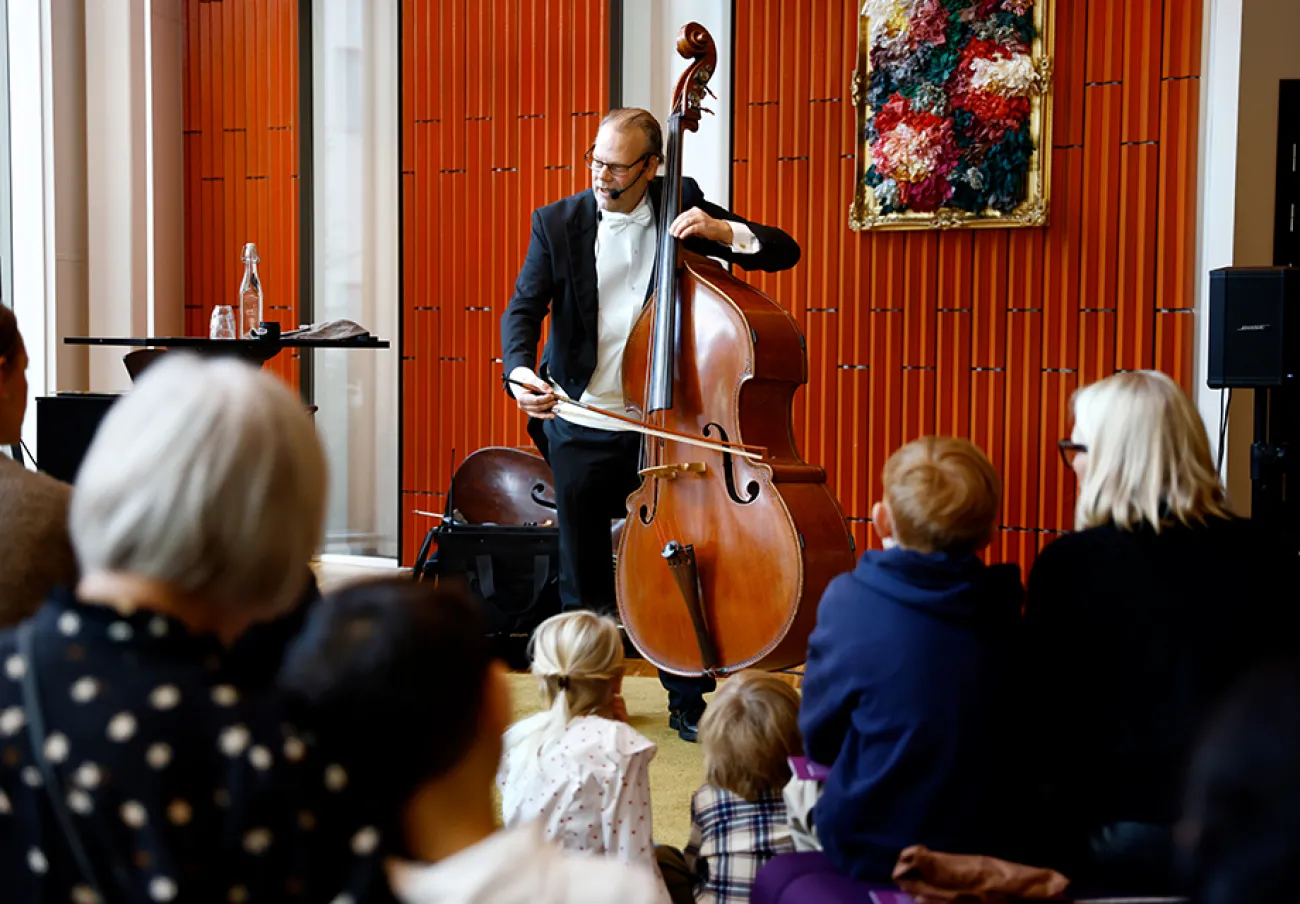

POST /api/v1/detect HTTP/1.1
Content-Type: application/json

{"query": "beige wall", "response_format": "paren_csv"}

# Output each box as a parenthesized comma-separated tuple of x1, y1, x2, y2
(1234, 0, 1300, 267)
(1221, 0, 1300, 510)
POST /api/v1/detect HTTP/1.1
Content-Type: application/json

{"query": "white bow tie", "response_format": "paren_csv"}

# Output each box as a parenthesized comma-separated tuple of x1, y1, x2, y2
(601, 204, 653, 234)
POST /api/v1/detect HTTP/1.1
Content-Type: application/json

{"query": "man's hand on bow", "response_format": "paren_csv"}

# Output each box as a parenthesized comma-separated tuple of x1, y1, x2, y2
(509, 366, 557, 419)
(668, 207, 735, 245)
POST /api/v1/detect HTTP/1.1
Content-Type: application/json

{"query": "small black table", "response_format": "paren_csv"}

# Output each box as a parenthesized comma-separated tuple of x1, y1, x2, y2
(64, 335, 390, 366)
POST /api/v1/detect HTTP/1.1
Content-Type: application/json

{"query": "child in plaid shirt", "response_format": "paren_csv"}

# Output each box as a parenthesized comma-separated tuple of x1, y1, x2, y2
(661, 670, 801, 904)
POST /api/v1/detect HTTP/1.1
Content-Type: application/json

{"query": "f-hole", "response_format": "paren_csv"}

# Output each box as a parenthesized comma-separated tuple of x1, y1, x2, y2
(704, 423, 760, 505)
(531, 482, 558, 511)
(638, 477, 662, 525)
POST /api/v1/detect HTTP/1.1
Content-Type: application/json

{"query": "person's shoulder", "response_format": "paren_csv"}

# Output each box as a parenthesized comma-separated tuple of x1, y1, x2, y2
(691, 783, 744, 821)
(534, 189, 592, 223)
(579, 715, 656, 762)
(977, 561, 1025, 612)
(816, 563, 866, 608)
(1201, 514, 1299, 566)
(0, 459, 71, 509)
(1203, 513, 1271, 541)
(1031, 525, 1121, 568)
(691, 782, 728, 809)
(502, 710, 551, 751)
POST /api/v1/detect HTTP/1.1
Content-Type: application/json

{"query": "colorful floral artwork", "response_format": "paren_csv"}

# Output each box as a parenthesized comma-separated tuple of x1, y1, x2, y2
(850, 0, 1054, 230)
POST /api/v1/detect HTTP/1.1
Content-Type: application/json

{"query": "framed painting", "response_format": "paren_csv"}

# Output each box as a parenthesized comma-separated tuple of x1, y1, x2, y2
(849, 0, 1055, 231)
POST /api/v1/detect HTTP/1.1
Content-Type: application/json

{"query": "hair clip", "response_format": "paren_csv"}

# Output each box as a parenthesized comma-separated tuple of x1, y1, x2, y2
(556, 675, 570, 691)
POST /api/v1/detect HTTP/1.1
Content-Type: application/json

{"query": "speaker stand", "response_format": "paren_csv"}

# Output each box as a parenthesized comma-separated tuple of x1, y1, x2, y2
(1250, 387, 1300, 531)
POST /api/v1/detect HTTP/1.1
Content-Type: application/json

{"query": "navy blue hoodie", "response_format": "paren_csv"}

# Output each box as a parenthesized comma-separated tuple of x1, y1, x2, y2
(799, 547, 1025, 880)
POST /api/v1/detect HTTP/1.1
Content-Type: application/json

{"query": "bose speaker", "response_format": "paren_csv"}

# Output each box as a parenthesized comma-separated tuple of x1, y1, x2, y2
(1208, 267, 1300, 388)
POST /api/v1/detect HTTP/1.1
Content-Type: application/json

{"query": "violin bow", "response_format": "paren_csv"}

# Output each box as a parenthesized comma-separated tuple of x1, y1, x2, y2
(506, 379, 765, 461)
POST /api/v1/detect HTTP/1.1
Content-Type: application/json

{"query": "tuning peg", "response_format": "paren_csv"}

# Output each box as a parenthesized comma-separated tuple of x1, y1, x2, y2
(702, 105, 715, 116)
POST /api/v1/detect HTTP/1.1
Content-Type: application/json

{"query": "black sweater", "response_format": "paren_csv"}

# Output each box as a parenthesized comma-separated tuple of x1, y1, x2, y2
(1024, 516, 1300, 872)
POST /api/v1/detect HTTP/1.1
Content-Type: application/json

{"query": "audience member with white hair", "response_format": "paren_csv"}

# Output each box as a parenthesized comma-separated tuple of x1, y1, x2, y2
(0, 354, 392, 903)
(0, 305, 77, 625)
(1023, 370, 1300, 894)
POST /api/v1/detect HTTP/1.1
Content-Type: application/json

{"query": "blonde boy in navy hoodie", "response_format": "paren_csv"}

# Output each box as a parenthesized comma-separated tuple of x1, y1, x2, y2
(799, 436, 1025, 880)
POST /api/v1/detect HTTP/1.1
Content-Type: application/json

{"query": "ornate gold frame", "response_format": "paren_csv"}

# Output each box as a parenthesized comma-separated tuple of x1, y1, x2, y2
(849, 0, 1055, 231)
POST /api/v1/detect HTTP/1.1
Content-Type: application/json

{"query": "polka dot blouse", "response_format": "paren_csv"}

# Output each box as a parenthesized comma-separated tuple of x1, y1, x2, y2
(0, 591, 392, 903)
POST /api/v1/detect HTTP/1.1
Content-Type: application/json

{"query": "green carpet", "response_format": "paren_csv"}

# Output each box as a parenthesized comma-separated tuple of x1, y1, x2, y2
(504, 672, 706, 846)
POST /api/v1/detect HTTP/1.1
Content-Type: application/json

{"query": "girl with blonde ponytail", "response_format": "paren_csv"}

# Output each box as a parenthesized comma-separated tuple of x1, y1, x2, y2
(498, 611, 670, 903)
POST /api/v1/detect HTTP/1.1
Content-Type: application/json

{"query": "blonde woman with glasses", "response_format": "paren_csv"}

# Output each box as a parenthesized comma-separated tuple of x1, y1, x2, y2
(1024, 370, 1300, 896)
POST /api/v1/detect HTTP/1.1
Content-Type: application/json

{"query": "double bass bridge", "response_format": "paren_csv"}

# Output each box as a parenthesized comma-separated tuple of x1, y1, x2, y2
(638, 461, 708, 481)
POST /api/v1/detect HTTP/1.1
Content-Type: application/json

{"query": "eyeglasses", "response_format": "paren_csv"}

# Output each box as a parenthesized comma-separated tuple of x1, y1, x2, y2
(1058, 440, 1087, 469)
(583, 146, 652, 178)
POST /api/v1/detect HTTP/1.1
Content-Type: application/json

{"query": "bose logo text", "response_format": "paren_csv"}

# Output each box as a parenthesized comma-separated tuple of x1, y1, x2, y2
(1237, 324, 1271, 332)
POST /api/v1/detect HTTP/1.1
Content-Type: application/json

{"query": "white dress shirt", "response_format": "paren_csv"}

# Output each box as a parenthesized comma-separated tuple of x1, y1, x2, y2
(553, 194, 761, 430)
(387, 822, 661, 904)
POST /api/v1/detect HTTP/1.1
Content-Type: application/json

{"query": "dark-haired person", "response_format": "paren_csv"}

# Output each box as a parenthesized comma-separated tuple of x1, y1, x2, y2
(500, 107, 801, 742)
(1181, 661, 1300, 904)
(279, 578, 662, 904)
(0, 305, 77, 624)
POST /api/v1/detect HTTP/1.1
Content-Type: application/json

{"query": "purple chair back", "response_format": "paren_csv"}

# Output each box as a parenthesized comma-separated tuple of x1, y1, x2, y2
(752, 852, 904, 904)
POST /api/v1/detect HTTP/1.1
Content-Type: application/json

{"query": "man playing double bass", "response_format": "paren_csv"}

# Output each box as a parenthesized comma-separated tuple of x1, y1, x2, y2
(500, 108, 800, 742)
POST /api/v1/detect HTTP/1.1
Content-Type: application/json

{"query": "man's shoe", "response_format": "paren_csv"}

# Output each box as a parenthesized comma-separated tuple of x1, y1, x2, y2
(670, 709, 703, 743)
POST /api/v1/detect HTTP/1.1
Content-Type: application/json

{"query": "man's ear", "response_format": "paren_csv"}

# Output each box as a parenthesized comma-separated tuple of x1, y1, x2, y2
(871, 501, 893, 542)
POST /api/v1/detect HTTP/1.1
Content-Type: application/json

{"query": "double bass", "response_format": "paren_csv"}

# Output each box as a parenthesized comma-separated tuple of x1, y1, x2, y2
(615, 24, 855, 676)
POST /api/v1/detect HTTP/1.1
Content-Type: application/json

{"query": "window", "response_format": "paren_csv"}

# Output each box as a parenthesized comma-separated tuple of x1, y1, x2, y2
(310, 0, 399, 559)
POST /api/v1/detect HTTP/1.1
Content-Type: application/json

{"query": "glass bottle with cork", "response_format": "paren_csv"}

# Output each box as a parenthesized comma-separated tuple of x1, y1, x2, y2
(238, 243, 264, 338)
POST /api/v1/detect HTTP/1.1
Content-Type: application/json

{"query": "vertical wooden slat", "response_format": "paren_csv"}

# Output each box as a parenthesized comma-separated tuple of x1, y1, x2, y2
(904, 234, 939, 427)
(1041, 147, 1083, 372)
(1163, 0, 1204, 80)
(1156, 76, 1202, 317)
(1052, 0, 1089, 147)
(1115, 144, 1159, 371)
(1120, 0, 1163, 143)
(1084, 0, 1127, 84)
(1155, 310, 1196, 391)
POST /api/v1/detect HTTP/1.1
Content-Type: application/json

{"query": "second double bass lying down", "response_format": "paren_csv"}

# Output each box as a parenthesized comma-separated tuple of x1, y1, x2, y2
(500, 24, 853, 688)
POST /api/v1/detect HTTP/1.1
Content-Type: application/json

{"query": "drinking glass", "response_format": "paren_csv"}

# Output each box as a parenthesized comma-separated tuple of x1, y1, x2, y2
(210, 305, 237, 340)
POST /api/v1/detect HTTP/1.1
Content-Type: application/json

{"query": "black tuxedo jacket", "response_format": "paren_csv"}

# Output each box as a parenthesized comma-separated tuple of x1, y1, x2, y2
(500, 176, 801, 405)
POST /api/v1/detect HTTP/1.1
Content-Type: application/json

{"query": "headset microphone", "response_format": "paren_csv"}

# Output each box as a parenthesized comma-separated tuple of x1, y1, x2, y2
(605, 157, 652, 201)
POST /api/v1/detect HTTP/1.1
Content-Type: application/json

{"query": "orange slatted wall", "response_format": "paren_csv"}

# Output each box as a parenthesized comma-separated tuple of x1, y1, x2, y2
(400, 1, 610, 561)
(734, 0, 1202, 572)
(182, 0, 301, 387)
